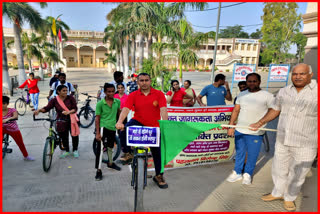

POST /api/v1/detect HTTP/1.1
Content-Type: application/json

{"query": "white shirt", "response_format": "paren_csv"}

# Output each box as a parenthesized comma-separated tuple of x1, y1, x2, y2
(273, 80, 317, 148)
(51, 81, 75, 97)
(236, 90, 275, 135)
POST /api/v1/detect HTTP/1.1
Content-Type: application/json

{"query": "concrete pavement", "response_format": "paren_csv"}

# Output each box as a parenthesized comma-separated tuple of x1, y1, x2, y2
(2, 69, 317, 211)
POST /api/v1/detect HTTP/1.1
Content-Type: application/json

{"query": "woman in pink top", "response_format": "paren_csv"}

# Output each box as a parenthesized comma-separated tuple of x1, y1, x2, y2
(18, 72, 40, 110)
(2, 96, 34, 161)
(114, 83, 128, 110)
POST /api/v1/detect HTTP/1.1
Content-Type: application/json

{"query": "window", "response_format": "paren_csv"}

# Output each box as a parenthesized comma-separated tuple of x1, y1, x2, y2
(252, 57, 256, 64)
(247, 44, 251, 51)
(208, 45, 214, 50)
(69, 57, 74, 62)
(253, 44, 257, 51)
(246, 58, 250, 64)
(241, 44, 245, 50)
(241, 57, 245, 63)
(235, 44, 238, 50)
(222, 45, 226, 50)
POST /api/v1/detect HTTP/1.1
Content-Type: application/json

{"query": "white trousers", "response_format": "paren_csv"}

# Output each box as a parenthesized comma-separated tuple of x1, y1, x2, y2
(271, 142, 317, 201)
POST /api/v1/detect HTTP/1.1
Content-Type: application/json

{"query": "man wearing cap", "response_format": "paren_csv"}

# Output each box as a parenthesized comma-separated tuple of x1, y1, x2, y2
(127, 73, 138, 94)
(49, 70, 60, 87)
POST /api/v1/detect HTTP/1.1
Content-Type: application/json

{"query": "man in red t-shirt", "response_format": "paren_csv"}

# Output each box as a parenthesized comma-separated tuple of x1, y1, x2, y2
(116, 73, 169, 189)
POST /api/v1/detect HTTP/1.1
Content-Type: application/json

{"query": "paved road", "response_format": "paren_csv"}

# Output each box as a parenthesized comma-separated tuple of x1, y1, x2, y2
(3, 69, 316, 211)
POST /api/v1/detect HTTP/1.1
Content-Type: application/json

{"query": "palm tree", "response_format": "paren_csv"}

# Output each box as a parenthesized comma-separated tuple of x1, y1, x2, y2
(21, 32, 42, 72)
(103, 53, 116, 66)
(43, 48, 64, 75)
(42, 15, 70, 70)
(3, 2, 47, 85)
(2, 28, 11, 94)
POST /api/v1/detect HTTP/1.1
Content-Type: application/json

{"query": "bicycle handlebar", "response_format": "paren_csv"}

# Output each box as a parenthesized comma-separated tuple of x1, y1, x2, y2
(81, 92, 98, 99)
(33, 114, 50, 122)
(3, 118, 18, 123)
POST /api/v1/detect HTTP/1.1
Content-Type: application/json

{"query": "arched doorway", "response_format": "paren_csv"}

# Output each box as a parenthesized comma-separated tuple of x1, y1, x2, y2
(63, 45, 77, 67)
(79, 45, 93, 67)
(96, 46, 108, 68)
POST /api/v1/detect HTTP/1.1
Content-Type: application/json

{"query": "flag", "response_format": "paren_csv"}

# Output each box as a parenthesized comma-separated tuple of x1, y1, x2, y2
(51, 18, 57, 36)
(58, 28, 62, 42)
(159, 120, 222, 173)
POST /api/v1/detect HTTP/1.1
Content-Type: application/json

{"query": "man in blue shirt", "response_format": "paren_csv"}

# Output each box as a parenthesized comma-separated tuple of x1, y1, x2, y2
(196, 74, 232, 106)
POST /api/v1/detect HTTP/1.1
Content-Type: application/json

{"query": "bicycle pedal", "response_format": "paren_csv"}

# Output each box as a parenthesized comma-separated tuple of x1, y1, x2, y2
(6, 148, 13, 153)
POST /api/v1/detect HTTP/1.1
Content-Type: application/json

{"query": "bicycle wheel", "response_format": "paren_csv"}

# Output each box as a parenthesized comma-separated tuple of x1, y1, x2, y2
(43, 137, 54, 172)
(2, 134, 9, 159)
(79, 108, 95, 128)
(263, 133, 270, 152)
(134, 158, 145, 212)
(92, 136, 121, 163)
(14, 98, 26, 116)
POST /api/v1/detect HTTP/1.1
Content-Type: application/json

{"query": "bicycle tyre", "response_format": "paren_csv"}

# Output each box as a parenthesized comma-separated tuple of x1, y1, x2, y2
(2, 134, 9, 159)
(134, 158, 145, 212)
(92, 135, 121, 162)
(43, 137, 54, 172)
(263, 133, 270, 152)
(15, 98, 26, 116)
(79, 108, 95, 128)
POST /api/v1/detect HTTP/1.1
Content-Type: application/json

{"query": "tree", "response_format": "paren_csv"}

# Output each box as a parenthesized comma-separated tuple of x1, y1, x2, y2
(261, 3, 301, 63)
(250, 29, 262, 39)
(219, 25, 249, 38)
(3, 3, 47, 85)
(21, 32, 42, 72)
(292, 32, 307, 63)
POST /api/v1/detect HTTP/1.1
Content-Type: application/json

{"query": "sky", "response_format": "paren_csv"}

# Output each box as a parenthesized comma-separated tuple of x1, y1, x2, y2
(3, 2, 308, 53)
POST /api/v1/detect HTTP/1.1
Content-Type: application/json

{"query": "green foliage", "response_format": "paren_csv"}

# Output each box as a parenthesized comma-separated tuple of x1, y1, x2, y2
(141, 58, 175, 92)
(292, 32, 307, 62)
(24, 64, 29, 70)
(219, 25, 249, 38)
(250, 29, 262, 39)
(261, 3, 301, 64)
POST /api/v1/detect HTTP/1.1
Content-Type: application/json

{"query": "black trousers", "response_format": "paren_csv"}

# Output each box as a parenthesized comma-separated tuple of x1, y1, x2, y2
(120, 119, 162, 175)
(95, 127, 116, 169)
(58, 128, 79, 152)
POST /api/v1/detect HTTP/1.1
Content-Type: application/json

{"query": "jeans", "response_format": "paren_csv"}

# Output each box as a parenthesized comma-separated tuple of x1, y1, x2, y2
(30, 93, 39, 110)
(120, 119, 163, 175)
(234, 130, 263, 176)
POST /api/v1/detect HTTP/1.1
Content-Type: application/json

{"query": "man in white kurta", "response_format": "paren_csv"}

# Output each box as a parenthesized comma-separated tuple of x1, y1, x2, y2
(250, 63, 317, 211)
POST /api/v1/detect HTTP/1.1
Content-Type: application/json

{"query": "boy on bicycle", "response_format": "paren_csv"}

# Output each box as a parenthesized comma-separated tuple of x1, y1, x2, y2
(95, 83, 122, 181)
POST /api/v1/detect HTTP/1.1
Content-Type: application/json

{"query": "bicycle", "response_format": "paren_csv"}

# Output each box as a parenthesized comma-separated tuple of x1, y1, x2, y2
(131, 146, 148, 212)
(78, 93, 96, 128)
(14, 89, 33, 116)
(263, 132, 270, 152)
(2, 119, 18, 159)
(92, 129, 121, 163)
(33, 115, 64, 172)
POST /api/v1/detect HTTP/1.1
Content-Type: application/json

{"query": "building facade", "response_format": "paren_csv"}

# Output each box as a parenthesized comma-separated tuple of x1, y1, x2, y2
(3, 27, 260, 72)
(302, 2, 318, 79)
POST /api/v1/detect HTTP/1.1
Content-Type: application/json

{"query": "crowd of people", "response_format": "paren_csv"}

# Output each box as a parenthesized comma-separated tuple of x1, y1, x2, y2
(2, 63, 317, 211)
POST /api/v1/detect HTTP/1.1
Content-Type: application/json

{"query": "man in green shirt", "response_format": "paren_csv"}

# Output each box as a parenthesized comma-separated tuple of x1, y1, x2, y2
(94, 83, 121, 181)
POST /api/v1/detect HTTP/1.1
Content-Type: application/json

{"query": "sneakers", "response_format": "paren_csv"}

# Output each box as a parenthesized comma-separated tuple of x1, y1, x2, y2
(153, 174, 168, 189)
(226, 170, 242, 182)
(73, 150, 79, 158)
(107, 163, 121, 171)
(59, 152, 70, 159)
(242, 173, 251, 185)
(24, 156, 35, 161)
(95, 170, 103, 181)
(120, 152, 133, 162)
